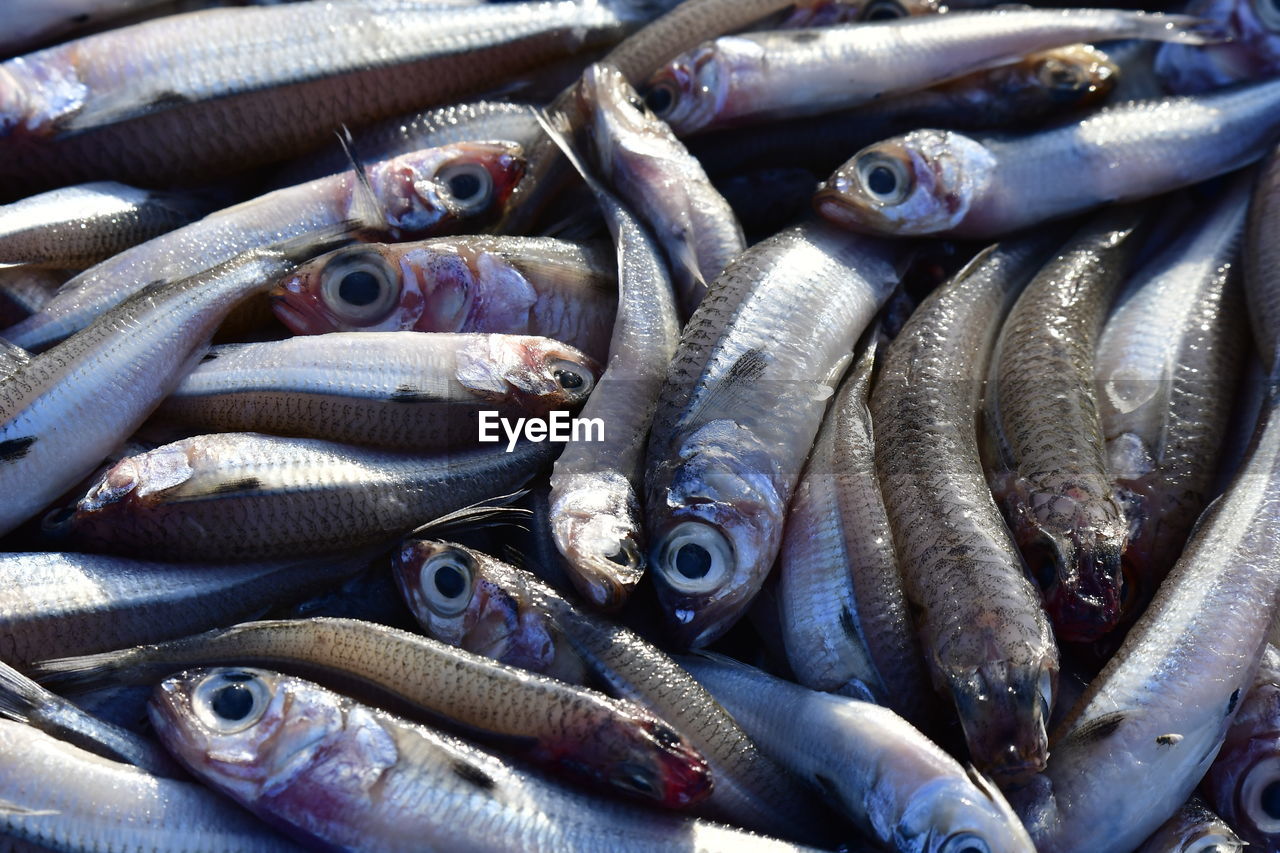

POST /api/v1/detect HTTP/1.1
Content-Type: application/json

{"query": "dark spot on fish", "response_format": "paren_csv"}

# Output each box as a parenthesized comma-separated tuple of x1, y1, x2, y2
(650, 723, 682, 751)
(70, 13, 91, 23)
(212, 477, 263, 495)
(390, 385, 432, 403)
(838, 606, 860, 641)
(1228, 688, 1241, 715)
(200, 351, 219, 363)
(725, 348, 768, 385)
(786, 31, 821, 44)
(451, 760, 495, 791)
(1067, 711, 1125, 746)
(149, 92, 193, 110)
(0, 436, 36, 463)
(1155, 733, 1182, 746)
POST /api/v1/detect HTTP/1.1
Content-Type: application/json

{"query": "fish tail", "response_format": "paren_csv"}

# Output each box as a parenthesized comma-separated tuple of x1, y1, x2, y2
(28, 649, 134, 692)
(0, 659, 49, 724)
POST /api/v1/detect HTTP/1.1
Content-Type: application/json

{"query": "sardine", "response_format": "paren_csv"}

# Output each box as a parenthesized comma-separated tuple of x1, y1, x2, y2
(642, 9, 1217, 135)
(579, 62, 744, 313)
(817, 78, 1280, 237)
(986, 209, 1143, 642)
(32, 617, 714, 809)
(0, 718, 301, 851)
(870, 236, 1060, 779)
(7, 142, 525, 350)
(680, 653, 1037, 853)
(778, 340, 931, 724)
(644, 222, 900, 648)
(0, 0, 172, 56)
(150, 667, 808, 851)
(1247, 145, 1280, 374)
(1096, 179, 1248, 627)
(1202, 644, 1280, 851)
(0, 228, 360, 538)
(156, 332, 599, 451)
(270, 235, 617, 364)
(54, 433, 555, 559)
(1134, 797, 1245, 853)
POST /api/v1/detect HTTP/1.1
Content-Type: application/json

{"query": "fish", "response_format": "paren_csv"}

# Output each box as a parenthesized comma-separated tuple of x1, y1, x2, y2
(641, 8, 1219, 135)
(578, 61, 744, 314)
(53, 433, 556, 559)
(644, 221, 901, 648)
(680, 653, 1037, 853)
(777, 339, 932, 725)
(985, 208, 1144, 642)
(816, 78, 1280, 238)
(1202, 644, 1280, 851)
(0, 718, 302, 851)
(1155, 0, 1280, 93)
(870, 235, 1060, 780)
(32, 616, 714, 809)
(0, 0, 172, 56)
(537, 109, 681, 609)
(149, 666, 810, 851)
(0, 181, 210, 269)
(155, 332, 600, 451)
(1134, 796, 1245, 853)
(0, 0, 675, 197)
(0, 265, 65, 327)
(7, 142, 526, 350)
(270, 235, 617, 364)
(774, 0, 942, 27)
(1247, 145, 1280, 375)
(0, 227, 362, 539)
(1095, 179, 1249, 629)
(394, 538, 589, 684)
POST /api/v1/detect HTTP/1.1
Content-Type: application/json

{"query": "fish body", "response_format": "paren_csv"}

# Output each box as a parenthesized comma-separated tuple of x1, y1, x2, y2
(1156, 0, 1280, 92)
(1247, 146, 1280, 374)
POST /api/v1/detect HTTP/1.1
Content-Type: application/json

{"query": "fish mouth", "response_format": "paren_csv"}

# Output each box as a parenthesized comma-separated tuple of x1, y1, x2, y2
(949, 661, 1053, 782)
(567, 535, 645, 611)
(1040, 539, 1124, 644)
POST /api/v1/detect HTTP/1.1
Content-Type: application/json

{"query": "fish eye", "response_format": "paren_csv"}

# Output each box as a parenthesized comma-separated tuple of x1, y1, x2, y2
(610, 762, 660, 797)
(856, 154, 912, 205)
(1262, 780, 1280, 820)
(438, 162, 494, 212)
(420, 551, 474, 617)
(193, 670, 271, 734)
(644, 82, 677, 117)
(940, 834, 991, 853)
(861, 0, 907, 20)
(320, 251, 399, 325)
(550, 359, 594, 398)
(1037, 58, 1087, 95)
(656, 521, 733, 594)
(1242, 757, 1280, 831)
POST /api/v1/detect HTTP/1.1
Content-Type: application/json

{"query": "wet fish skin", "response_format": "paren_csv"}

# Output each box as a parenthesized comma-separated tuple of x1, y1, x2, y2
(644, 222, 900, 649)
(270, 235, 617, 364)
(56, 433, 556, 560)
(1135, 797, 1245, 852)
(680, 653, 1037, 853)
(1247, 145, 1280, 375)
(156, 332, 600, 451)
(642, 8, 1218, 135)
(0, 718, 301, 852)
(33, 616, 714, 810)
(817, 78, 1280, 238)
(987, 208, 1143, 643)
(0, 181, 209, 269)
(8, 142, 526, 351)
(0, 0, 173, 56)
(871, 236, 1060, 780)
(778, 341, 931, 725)
(150, 667, 810, 852)
(0, 265, 65, 328)
(1202, 645, 1280, 851)
(394, 539, 588, 685)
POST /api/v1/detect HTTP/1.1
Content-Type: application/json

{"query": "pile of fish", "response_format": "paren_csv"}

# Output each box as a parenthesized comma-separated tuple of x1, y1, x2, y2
(3, 0, 1280, 850)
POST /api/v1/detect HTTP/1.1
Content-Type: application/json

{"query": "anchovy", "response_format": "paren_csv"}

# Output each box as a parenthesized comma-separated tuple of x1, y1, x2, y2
(680, 653, 1037, 853)
(870, 235, 1060, 780)
(645, 222, 900, 648)
(32, 617, 714, 809)
(1247, 146, 1280, 375)
(156, 332, 599, 451)
(150, 667, 810, 852)
(0, 0, 172, 56)
(55, 433, 555, 559)
(7, 142, 525, 350)
(778, 340, 930, 724)
(817, 78, 1280, 237)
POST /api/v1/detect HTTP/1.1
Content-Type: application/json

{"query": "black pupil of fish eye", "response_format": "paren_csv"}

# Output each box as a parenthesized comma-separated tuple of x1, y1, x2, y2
(645, 86, 673, 115)
(866, 165, 897, 196)
(674, 543, 712, 579)
(554, 368, 584, 390)
(1262, 780, 1280, 819)
(211, 683, 255, 722)
(434, 562, 466, 599)
(338, 270, 382, 307)
(447, 170, 482, 201)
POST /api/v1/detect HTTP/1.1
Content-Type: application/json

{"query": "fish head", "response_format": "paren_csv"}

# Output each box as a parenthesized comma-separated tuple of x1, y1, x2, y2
(899, 769, 1037, 853)
(985, 46, 1116, 112)
(648, 421, 785, 648)
(949, 659, 1055, 782)
(579, 62, 664, 166)
(815, 130, 996, 236)
(640, 40, 732, 136)
(549, 470, 645, 609)
(456, 335, 599, 412)
(365, 142, 526, 238)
